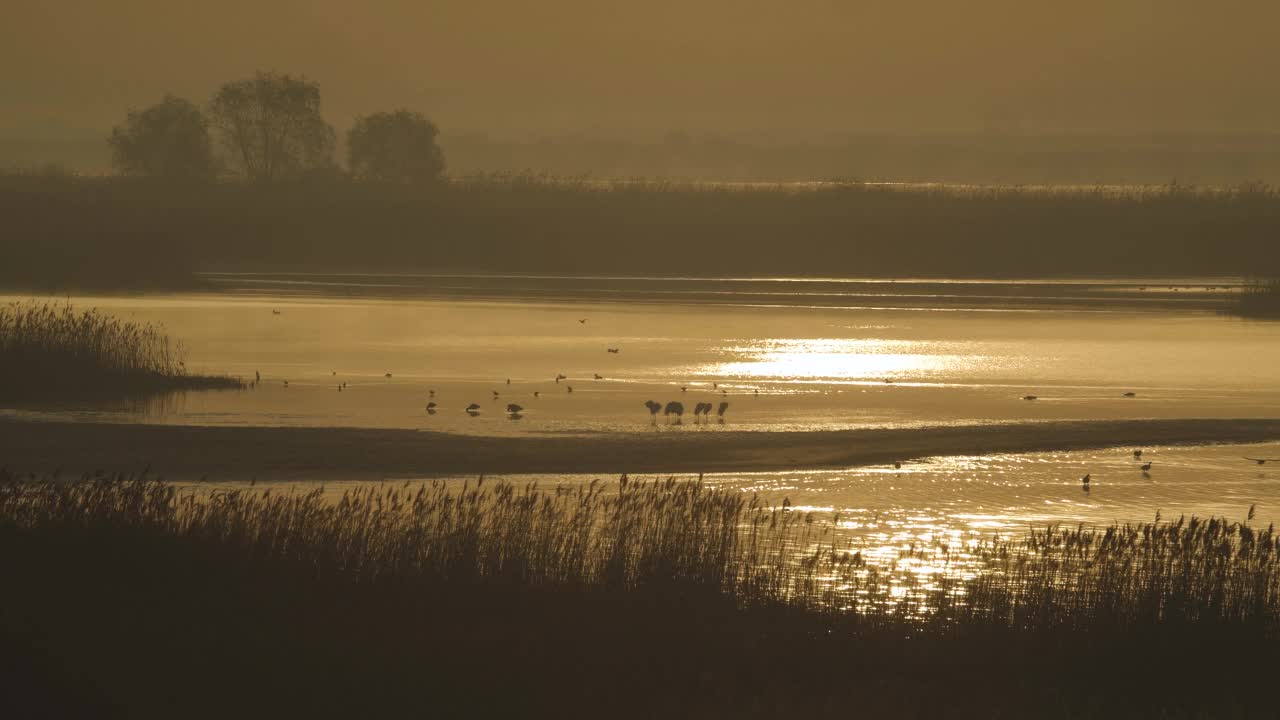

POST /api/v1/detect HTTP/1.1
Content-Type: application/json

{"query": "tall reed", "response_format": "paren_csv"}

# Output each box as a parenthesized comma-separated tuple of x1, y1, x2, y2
(0, 301, 240, 398)
(5, 471, 1278, 634)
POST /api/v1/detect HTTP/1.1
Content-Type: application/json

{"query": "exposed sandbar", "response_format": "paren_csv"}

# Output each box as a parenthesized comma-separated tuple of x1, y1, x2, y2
(2, 417, 1279, 481)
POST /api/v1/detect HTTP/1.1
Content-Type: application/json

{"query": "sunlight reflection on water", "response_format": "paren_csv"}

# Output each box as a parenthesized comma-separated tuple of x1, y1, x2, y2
(179, 441, 1280, 610)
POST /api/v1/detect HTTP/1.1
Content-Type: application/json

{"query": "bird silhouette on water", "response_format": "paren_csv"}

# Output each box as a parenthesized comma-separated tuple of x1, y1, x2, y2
(644, 400, 662, 422)
(717, 401, 729, 417)
(426, 402, 437, 414)
(1133, 449, 1143, 459)
(691, 402, 710, 421)
(506, 403, 524, 417)
(465, 403, 481, 415)
(607, 348, 620, 354)
(664, 401, 685, 423)
(1140, 462, 1152, 472)
(1245, 457, 1280, 465)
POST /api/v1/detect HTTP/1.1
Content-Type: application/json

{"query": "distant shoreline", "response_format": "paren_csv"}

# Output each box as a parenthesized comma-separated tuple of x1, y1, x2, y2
(3, 417, 1279, 480)
(4, 175, 1278, 292)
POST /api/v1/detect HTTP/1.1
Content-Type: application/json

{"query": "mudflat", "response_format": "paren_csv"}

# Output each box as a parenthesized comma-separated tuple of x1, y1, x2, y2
(3, 417, 1280, 481)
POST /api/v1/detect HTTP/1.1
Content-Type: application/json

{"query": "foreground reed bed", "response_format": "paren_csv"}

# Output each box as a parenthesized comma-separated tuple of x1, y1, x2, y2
(3, 471, 1279, 717)
(0, 301, 240, 399)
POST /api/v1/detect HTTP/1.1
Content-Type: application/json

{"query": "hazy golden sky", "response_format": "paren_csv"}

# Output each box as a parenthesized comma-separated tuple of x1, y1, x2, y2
(4, 0, 1278, 137)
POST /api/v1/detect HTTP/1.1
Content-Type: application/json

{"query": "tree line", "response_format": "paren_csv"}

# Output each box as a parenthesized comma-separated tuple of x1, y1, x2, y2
(107, 72, 444, 184)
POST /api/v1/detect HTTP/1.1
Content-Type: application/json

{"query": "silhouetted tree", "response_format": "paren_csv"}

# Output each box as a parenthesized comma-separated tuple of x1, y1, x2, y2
(347, 110, 445, 183)
(107, 95, 215, 180)
(208, 72, 335, 182)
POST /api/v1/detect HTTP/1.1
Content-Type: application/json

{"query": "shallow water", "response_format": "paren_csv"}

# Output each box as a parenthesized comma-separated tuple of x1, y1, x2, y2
(4, 278, 1278, 435)
(11, 277, 1278, 593)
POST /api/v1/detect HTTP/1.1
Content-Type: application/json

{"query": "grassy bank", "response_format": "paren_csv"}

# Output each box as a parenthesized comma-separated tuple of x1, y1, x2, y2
(3, 174, 1280, 289)
(0, 302, 241, 400)
(3, 472, 1278, 717)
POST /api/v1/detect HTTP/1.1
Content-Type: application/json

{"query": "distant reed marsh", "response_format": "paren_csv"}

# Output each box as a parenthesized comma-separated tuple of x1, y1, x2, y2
(4, 173, 1280, 289)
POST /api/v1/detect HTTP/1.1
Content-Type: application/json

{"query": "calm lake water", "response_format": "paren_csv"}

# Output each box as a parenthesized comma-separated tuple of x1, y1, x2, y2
(5, 275, 1280, 550)
(4, 277, 1276, 435)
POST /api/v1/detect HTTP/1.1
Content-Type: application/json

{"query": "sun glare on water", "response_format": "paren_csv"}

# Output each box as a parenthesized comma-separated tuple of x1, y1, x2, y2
(707, 338, 979, 382)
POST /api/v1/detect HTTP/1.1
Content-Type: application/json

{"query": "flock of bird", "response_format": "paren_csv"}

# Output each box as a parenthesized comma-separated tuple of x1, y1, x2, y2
(257, 313, 737, 424)
(1075, 448, 1278, 492)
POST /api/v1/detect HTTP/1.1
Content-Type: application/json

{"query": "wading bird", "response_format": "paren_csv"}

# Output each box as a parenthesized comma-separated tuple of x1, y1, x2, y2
(594, 373, 603, 380)
(1123, 392, 1137, 397)
(579, 319, 587, 324)
(566, 385, 574, 393)
(644, 400, 662, 417)
(1134, 449, 1143, 459)
(255, 371, 261, 383)
(893, 462, 902, 469)
(1023, 395, 1038, 401)
(283, 380, 289, 387)
(492, 390, 500, 399)
(717, 401, 729, 417)
(384, 372, 392, 378)
(272, 309, 281, 315)
(1141, 462, 1152, 472)
(533, 391, 541, 398)
(607, 348, 620, 354)
(506, 403, 524, 417)
(555, 374, 566, 383)
(465, 403, 481, 415)
(426, 401, 437, 412)
(429, 389, 435, 397)
(664, 401, 685, 423)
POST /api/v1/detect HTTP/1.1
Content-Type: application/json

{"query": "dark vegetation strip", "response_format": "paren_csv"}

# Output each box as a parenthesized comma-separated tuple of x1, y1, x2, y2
(0, 301, 242, 400)
(2, 472, 1278, 718)
(3, 174, 1280, 290)
(1234, 277, 1280, 318)
(3, 417, 1280, 479)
